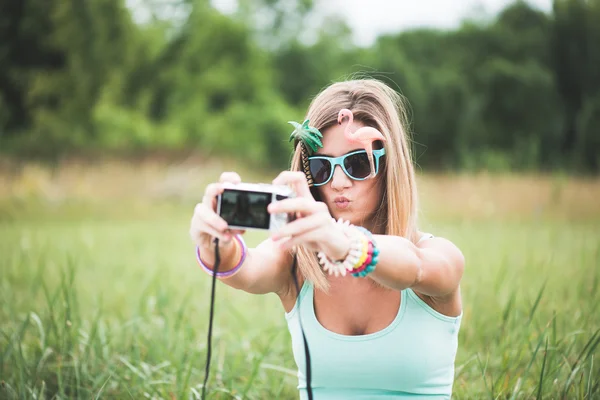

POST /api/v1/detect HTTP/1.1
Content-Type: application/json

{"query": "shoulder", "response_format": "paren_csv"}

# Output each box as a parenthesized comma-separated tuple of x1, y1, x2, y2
(413, 232, 464, 317)
(416, 232, 465, 272)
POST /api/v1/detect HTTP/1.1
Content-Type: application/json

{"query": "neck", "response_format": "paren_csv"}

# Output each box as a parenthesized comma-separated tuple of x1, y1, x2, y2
(358, 213, 387, 235)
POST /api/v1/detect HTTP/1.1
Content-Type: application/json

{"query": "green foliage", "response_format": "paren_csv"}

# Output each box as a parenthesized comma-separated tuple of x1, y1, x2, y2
(1, 0, 599, 172)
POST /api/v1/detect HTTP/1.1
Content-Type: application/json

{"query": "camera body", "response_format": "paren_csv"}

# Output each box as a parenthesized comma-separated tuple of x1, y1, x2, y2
(217, 182, 295, 232)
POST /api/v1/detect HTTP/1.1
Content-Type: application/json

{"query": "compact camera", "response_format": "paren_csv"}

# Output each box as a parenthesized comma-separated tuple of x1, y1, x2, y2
(217, 182, 295, 231)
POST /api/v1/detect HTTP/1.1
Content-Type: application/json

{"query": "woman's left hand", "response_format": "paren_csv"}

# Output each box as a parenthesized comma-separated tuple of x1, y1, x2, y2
(268, 171, 350, 260)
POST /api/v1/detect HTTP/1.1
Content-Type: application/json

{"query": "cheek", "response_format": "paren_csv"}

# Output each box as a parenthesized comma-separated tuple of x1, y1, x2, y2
(359, 180, 383, 207)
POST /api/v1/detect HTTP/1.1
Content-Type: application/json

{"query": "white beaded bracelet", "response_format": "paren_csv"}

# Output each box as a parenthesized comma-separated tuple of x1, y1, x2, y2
(317, 218, 364, 277)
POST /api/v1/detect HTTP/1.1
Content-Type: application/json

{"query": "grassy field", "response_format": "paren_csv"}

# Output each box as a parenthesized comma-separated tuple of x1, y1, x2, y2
(1, 158, 599, 399)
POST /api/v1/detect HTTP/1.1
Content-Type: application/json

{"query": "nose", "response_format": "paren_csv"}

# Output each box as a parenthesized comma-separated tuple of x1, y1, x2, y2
(330, 165, 351, 191)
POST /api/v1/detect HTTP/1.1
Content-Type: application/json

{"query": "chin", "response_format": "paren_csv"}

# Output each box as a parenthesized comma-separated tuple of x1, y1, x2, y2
(328, 208, 347, 221)
(335, 211, 359, 224)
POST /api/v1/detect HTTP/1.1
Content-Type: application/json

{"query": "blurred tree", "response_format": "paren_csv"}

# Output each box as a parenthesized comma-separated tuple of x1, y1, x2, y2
(370, 31, 459, 168)
(495, 0, 552, 64)
(470, 2, 561, 170)
(0, 0, 64, 135)
(237, 0, 315, 49)
(551, 0, 600, 170)
(579, 94, 600, 170)
(273, 15, 353, 108)
(0, 0, 134, 153)
(473, 58, 558, 169)
(140, 0, 294, 166)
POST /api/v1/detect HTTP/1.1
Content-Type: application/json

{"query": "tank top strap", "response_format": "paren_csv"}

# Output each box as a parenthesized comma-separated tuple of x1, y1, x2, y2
(285, 279, 313, 320)
(418, 232, 434, 243)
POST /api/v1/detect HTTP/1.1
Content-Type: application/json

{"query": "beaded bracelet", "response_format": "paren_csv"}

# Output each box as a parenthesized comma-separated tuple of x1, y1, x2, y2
(317, 219, 379, 277)
(352, 226, 379, 278)
(317, 222, 363, 277)
(196, 234, 247, 278)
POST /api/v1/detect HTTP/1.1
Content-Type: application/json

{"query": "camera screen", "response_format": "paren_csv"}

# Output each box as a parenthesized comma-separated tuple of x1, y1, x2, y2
(220, 190, 271, 229)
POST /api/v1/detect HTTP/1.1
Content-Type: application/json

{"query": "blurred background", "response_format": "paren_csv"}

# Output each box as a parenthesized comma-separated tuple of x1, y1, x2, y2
(1, 0, 599, 399)
(1, 0, 599, 172)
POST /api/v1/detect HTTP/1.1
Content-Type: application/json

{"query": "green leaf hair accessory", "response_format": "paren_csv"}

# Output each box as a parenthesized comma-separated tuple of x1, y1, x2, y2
(288, 119, 323, 154)
(288, 119, 323, 187)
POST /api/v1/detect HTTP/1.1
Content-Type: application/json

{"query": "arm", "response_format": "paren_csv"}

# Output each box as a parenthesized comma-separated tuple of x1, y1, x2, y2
(190, 171, 294, 297)
(369, 234, 465, 299)
(198, 237, 293, 296)
(264, 171, 464, 299)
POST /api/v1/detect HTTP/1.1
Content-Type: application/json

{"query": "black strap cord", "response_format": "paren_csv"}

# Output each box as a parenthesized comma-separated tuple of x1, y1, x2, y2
(201, 238, 220, 400)
(201, 239, 313, 400)
(291, 253, 313, 400)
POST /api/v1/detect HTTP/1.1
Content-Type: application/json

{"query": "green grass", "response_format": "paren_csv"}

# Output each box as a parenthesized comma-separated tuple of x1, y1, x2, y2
(1, 202, 599, 399)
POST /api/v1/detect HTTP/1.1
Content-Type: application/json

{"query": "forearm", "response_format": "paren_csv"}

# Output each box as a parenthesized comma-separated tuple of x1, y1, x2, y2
(196, 238, 291, 295)
(197, 239, 242, 275)
(368, 235, 462, 297)
(215, 248, 280, 294)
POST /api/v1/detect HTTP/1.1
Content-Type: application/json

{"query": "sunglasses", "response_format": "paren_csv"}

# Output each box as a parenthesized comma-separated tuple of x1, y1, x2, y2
(308, 148, 386, 186)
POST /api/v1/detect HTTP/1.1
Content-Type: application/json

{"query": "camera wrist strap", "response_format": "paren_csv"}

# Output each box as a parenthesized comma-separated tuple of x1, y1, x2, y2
(202, 239, 313, 400)
(201, 239, 220, 400)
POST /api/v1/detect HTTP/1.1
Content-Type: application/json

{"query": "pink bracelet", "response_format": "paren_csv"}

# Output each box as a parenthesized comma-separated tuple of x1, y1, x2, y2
(196, 234, 247, 278)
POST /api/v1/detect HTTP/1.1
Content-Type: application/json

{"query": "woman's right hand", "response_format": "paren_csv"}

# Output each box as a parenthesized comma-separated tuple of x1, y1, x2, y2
(189, 172, 246, 253)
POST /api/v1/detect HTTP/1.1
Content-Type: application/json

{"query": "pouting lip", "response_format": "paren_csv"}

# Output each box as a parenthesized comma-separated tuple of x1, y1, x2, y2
(334, 196, 350, 203)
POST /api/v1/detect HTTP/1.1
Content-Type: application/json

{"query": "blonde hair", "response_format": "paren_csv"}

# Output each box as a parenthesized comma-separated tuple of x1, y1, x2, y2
(290, 79, 420, 292)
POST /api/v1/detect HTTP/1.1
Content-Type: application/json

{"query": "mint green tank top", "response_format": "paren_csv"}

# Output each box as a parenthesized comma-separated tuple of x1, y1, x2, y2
(284, 236, 463, 399)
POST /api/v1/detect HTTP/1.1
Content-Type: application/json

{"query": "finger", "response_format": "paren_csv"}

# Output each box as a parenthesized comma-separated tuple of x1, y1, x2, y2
(271, 213, 328, 241)
(190, 223, 232, 244)
(272, 171, 312, 198)
(219, 171, 242, 184)
(202, 183, 224, 209)
(193, 203, 228, 232)
(268, 197, 327, 216)
(228, 229, 246, 235)
(277, 230, 319, 251)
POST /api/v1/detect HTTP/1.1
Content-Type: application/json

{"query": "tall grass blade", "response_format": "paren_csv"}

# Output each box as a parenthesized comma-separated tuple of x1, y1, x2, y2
(29, 312, 46, 351)
(536, 337, 549, 400)
(563, 365, 581, 398)
(94, 373, 113, 400)
(511, 331, 546, 400)
(501, 290, 516, 331)
(572, 329, 600, 371)
(476, 353, 492, 398)
(586, 355, 594, 399)
(527, 281, 546, 326)
(240, 330, 280, 398)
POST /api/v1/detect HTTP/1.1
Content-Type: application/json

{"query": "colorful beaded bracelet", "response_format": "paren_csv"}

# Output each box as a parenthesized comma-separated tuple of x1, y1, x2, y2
(196, 234, 247, 278)
(352, 226, 379, 278)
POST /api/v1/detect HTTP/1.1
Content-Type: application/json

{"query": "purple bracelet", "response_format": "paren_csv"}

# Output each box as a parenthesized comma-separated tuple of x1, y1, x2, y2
(196, 234, 247, 278)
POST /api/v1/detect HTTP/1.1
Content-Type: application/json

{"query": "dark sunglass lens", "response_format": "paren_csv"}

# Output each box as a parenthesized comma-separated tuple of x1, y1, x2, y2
(344, 152, 371, 179)
(309, 159, 332, 184)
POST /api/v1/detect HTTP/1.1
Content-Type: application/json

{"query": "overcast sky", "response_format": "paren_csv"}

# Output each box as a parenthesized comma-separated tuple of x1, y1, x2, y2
(317, 0, 553, 46)
(212, 0, 553, 46)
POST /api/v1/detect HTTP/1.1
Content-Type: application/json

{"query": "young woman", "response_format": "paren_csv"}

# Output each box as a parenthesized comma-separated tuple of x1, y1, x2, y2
(190, 79, 465, 399)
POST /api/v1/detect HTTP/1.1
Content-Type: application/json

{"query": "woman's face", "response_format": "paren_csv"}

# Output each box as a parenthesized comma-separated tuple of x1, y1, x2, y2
(314, 121, 385, 229)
